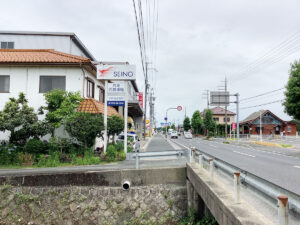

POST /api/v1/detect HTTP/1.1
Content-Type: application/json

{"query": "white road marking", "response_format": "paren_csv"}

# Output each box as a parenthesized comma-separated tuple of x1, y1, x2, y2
(293, 166, 300, 169)
(233, 151, 256, 158)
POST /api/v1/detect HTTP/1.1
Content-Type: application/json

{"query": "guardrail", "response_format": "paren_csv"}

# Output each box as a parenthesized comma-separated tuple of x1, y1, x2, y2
(126, 150, 186, 169)
(185, 145, 300, 223)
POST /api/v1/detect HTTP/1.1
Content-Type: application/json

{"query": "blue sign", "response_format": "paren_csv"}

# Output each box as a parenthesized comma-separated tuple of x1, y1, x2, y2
(168, 122, 171, 125)
(107, 101, 125, 106)
(160, 123, 165, 126)
(164, 117, 167, 121)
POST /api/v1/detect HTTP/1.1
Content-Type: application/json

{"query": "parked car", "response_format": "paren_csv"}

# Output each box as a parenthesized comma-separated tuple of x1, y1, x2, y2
(184, 131, 193, 139)
(117, 133, 140, 152)
(170, 131, 178, 139)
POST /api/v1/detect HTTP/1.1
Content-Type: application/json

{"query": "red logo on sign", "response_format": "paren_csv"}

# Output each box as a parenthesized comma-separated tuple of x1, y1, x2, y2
(98, 67, 113, 77)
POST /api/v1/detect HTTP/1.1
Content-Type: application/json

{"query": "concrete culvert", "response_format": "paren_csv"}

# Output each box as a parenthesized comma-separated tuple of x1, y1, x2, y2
(122, 181, 130, 190)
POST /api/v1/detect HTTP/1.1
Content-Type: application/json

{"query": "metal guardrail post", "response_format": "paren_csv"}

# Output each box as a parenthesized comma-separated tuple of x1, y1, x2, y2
(198, 154, 203, 168)
(278, 195, 288, 225)
(234, 172, 241, 203)
(177, 151, 182, 162)
(135, 152, 139, 169)
(209, 158, 214, 178)
(191, 147, 196, 163)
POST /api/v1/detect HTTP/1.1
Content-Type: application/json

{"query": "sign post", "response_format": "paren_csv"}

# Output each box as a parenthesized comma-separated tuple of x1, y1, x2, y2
(97, 64, 136, 153)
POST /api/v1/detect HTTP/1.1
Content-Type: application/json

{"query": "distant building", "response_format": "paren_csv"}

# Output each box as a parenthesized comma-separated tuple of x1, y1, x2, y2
(201, 107, 236, 125)
(240, 110, 297, 136)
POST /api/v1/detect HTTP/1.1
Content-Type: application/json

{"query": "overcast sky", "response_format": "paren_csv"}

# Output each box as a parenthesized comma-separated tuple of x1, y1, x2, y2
(1, 0, 300, 126)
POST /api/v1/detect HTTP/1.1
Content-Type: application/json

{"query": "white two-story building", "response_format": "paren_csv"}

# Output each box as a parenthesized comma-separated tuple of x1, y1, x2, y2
(0, 31, 143, 140)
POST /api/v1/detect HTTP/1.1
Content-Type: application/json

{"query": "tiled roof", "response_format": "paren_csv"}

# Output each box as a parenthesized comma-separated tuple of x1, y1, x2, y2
(201, 107, 235, 116)
(241, 110, 267, 123)
(0, 49, 91, 64)
(78, 98, 120, 117)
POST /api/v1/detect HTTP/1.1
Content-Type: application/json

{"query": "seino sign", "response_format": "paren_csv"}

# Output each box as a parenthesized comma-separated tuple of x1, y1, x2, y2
(97, 65, 136, 80)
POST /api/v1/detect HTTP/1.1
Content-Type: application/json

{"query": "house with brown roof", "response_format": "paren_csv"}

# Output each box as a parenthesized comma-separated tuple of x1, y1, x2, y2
(201, 107, 236, 125)
(240, 110, 297, 136)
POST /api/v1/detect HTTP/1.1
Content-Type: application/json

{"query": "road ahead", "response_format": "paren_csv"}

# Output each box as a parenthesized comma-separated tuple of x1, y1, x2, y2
(173, 136, 300, 195)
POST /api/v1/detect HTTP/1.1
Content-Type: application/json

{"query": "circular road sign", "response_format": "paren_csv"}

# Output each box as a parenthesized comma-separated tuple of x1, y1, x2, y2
(146, 119, 150, 124)
(177, 105, 182, 111)
(164, 117, 167, 121)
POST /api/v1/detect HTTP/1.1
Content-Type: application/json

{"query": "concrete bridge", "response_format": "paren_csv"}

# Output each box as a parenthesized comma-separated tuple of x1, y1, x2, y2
(0, 163, 283, 225)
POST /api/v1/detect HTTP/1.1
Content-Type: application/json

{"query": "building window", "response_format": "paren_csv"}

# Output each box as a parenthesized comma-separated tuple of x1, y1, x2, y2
(39, 76, 66, 93)
(1, 42, 14, 49)
(0, 75, 10, 93)
(255, 127, 264, 133)
(213, 117, 219, 122)
(287, 126, 291, 132)
(99, 86, 105, 103)
(87, 79, 95, 98)
(223, 117, 230, 122)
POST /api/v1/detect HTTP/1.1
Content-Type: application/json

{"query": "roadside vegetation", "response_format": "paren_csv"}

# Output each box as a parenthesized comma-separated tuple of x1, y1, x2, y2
(0, 90, 130, 168)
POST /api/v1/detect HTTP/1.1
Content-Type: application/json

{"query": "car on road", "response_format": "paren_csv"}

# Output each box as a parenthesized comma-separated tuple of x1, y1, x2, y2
(170, 131, 178, 139)
(117, 133, 140, 152)
(184, 131, 193, 139)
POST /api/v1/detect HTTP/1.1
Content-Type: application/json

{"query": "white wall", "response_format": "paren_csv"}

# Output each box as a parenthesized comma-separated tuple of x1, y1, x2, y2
(0, 66, 102, 141)
(0, 34, 90, 58)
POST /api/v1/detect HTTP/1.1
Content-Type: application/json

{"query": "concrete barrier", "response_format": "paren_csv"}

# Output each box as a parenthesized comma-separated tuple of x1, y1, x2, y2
(187, 163, 274, 225)
(0, 166, 186, 187)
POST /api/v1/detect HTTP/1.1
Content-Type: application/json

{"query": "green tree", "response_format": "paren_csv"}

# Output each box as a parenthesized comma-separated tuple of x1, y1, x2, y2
(183, 117, 191, 131)
(107, 116, 124, 142)
(191, 110, 203, 134)
(65, 112, 104, 148)
(39, 89, 82, 136)
(283, 60, 300, 120)
(203, 109, 216, 137)
(0, 93, 50, 145)
(171, 124, 176, 130)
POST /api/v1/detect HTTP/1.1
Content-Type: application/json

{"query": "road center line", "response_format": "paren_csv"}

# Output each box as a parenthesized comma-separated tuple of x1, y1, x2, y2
(293, 165, 300, 169)
(233, 151, 256, 158)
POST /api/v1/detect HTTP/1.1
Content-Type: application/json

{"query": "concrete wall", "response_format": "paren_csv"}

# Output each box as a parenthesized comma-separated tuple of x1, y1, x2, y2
(0, 167, 187, 225)
(187, 163, 274, 225)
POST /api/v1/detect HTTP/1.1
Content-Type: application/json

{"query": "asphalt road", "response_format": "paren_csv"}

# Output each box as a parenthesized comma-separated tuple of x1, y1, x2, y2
(146, 134, 177, 152)
(172, 136, 300, 195)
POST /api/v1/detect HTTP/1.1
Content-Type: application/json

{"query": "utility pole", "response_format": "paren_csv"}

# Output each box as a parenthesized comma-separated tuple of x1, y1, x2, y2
(149, 89, 155, 137)
(260, 110, 262, 142)
(144, 62, 149, 140)
(202, 90, 210, 109)
(225, 77, 228, 139)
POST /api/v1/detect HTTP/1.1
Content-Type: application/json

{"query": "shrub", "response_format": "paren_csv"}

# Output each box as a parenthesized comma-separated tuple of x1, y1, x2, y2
(65, 112, 104, 148)
(71, 148, 101, 166)
(36, 151, 60, 167)
(106, 144, 117, 161)
(24, 139, 46, 155)
(18, 152, 33, 165)
(48, 137, 75, 153)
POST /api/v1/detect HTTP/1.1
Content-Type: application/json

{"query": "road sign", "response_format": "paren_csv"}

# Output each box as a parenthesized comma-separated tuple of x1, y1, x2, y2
(177, 105, 182, 111)
(146, 119, 150, 124)
(168, 122, 171, 125)
(97, 65, 136, 80)
(164, 117, 167, 121)
(210, 91, 230, 106)
(107, 101, 125, 106)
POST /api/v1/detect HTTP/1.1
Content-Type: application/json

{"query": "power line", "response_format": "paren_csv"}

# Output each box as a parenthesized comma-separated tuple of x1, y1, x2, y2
(240, 87, 285, 102)
(239, 99, 283, 110)
(230, 29, 300, 84)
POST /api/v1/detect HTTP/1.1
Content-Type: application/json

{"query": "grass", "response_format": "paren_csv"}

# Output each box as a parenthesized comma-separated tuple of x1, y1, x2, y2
(279, 143, 293, 148)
